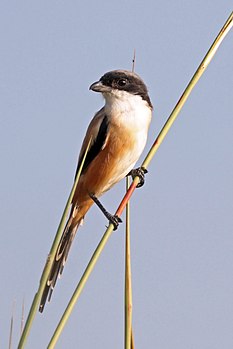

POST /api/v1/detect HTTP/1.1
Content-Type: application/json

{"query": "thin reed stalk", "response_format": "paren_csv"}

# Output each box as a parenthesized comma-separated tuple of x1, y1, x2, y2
(20, 298, 25, 335)
(8, 301, 15, 349)
(125, 177, 133, 349)
(18, 139, 92, 349)
(131, 329, 135, 349)
(47, 11, 233, 348)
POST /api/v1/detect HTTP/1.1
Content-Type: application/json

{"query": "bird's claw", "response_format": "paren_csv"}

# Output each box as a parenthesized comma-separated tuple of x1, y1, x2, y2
(128, 166, 148, 188)
(107, 214, 122, 231)
(89, 192, 122, 230)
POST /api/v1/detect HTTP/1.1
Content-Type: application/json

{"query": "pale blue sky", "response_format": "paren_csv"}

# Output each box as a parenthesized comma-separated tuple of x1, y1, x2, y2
(0, 1, 233, 348)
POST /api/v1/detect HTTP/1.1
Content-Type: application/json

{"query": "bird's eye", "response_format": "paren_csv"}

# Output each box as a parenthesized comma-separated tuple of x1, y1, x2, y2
(117, 79, 127, 87)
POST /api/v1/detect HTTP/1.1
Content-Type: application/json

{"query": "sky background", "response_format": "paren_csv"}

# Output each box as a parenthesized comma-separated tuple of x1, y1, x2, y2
(0, 1, 233, 348)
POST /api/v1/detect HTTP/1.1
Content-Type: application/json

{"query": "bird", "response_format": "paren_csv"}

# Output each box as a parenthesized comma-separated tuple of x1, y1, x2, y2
(39, 69, 153, 312)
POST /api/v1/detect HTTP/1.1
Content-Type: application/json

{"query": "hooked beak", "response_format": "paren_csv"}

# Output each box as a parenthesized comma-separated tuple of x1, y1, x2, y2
(89, 81, 110, 93)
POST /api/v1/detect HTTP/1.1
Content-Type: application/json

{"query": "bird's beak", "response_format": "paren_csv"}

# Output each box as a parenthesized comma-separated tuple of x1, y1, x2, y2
(89, 81, 109, 93)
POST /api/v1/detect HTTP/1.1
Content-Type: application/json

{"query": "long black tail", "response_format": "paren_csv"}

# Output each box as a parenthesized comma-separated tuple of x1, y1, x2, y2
(39, 218, 81, 313)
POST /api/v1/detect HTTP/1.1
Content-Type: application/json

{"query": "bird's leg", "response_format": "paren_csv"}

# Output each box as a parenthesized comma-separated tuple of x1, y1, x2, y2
(89, 193, 122, 230)
(128, 166, 148, 188)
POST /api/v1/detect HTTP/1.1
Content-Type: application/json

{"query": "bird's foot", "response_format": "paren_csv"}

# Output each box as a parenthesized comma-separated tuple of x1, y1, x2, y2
(104, 212, 122, 231)
(89, 193, 122, 230)
(128, 166, 148, 188)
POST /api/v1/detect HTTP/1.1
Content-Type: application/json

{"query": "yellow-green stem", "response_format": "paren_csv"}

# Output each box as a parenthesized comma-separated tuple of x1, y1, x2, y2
(131, 329, 135, 349)
(15, 12, 230, 349)
(47, 223, 115, 348)
(18, 139, 92, 349)
(142, 12, 233, 170)
(125, 177, 133, 349)
(46, 12, 232, 348)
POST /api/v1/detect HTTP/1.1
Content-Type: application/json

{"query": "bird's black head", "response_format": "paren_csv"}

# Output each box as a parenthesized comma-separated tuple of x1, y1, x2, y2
(90, 70, 152, 108)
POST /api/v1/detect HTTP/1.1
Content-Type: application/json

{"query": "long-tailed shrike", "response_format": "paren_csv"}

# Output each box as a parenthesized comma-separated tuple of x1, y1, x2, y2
(39, 69, 153, 312)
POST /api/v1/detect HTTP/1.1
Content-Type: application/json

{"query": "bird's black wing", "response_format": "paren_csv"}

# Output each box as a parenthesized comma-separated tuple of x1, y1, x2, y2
(75, 112, 109, 179)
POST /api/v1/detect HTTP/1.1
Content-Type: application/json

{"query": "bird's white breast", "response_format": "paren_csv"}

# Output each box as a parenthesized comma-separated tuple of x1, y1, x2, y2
(104, 90, 152, 132)
(100, 90, 152, 191)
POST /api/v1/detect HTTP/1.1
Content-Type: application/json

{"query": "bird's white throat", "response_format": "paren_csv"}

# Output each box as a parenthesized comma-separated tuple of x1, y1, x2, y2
(103, 90, 152, 131)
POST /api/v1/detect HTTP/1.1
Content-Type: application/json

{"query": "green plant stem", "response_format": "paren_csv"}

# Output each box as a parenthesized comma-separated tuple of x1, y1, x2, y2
(20, 298, 25, 335)
(125, 177, 133, 349)
(16, 11, 230, 348)
(47, 12, 232, 348)
(47, 13, 232, 347)
(8, 301, 15, 349)
(141, 11, 233, 171)
(18, 139, 92, 349)
(131, 329, 135, 349)
(47, 222, 115, 348)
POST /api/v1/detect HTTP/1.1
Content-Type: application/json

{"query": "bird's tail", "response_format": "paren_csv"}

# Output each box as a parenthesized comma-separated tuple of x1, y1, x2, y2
(39, 214, 82, 313)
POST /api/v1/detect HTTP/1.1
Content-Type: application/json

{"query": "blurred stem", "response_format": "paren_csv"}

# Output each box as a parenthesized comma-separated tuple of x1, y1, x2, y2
(41, 11, 232, 348)
(125, 177, 133, 349)
(20, 298, 25, 335)
(18, 139, 92, 349)
(8, 300, 15, 349)
(131, 329, 135, 349)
